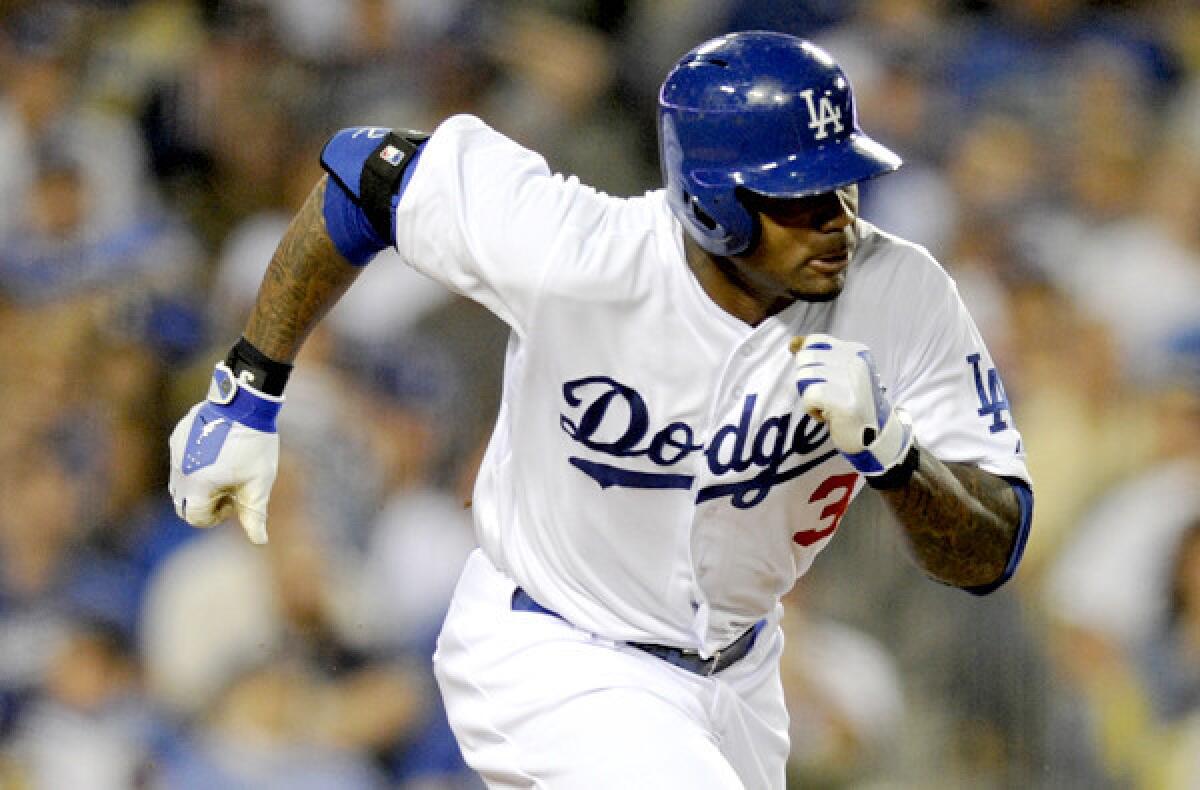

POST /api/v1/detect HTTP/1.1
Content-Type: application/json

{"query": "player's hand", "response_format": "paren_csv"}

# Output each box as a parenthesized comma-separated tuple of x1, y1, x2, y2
(168, 362, 283, 544)
(790, 333, 914, 477)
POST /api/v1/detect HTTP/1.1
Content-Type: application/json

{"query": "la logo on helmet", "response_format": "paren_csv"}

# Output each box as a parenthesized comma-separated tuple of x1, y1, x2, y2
(799, 89, 844, 140)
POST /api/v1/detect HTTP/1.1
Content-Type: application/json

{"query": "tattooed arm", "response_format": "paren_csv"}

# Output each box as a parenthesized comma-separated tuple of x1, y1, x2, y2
(243, 176, 362, 363)
(878, 449, 1022, 589)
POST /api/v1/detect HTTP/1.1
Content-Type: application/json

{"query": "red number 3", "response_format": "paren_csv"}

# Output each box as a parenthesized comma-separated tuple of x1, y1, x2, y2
(793, 473, 858, 547)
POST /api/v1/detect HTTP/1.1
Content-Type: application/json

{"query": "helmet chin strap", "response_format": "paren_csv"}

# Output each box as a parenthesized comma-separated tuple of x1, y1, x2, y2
(835, 184, 859, 217)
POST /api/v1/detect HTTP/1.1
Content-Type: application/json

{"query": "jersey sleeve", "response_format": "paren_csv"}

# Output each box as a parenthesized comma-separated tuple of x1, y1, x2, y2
(887, 259, 1030, 485)
(390, 114, 606, 337)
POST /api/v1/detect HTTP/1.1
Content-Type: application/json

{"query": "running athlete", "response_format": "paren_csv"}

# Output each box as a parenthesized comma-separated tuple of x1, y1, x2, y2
(169, 32, 1033, 789)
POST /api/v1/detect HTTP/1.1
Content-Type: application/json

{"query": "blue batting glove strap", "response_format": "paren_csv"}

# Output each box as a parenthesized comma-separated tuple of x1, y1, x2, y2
(204, 363, 283, 432)
(181, 363, 283, 474)
(843, 409, 914, 476)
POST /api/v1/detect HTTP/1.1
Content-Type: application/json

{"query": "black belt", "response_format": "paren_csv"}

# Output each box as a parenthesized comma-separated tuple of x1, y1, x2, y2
(511, 587, 765, 677)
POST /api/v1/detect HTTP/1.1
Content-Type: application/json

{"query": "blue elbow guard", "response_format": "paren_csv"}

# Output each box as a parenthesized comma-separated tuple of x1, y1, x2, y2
(323, 179, 386, 265)
(964, 479, 1034, 596)
(319, 126, 428, 265)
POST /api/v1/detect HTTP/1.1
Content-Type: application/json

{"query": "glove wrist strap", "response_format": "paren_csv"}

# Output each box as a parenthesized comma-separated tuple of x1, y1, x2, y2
(225, 337, 293, 396)
(866, 443, 920, 490)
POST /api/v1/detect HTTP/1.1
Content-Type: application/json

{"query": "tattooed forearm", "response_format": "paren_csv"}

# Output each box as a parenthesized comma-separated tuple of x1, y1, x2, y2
(878, 449, 1020, 588)
(244, 176, 362, 362)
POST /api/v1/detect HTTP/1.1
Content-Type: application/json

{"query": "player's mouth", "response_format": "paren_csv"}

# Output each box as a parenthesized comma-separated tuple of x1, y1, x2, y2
(806, 250, 849, 275)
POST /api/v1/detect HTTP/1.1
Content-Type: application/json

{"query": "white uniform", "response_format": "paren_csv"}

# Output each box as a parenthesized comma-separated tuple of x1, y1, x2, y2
(392, 115, 1029, 789)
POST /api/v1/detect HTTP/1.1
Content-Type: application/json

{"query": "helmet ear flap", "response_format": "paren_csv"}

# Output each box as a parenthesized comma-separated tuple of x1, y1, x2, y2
(682, 187, 758, 257)
(686, 192, 718, 231)
(732, 188, 761, 257)
(684, 190, 756, 256)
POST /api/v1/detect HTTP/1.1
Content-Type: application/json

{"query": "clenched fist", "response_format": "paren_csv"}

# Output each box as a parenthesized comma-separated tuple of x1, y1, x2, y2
(791, 333, 914, 482)
(168, 362, 283, 543)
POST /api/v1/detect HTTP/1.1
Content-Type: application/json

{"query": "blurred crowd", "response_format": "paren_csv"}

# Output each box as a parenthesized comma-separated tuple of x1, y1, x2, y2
(0, 0, 1198, 787)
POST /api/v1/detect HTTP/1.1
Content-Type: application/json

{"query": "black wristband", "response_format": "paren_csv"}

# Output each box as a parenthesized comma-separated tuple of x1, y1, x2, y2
(224, 337, 293, 396)
(865, 443, 920, 490)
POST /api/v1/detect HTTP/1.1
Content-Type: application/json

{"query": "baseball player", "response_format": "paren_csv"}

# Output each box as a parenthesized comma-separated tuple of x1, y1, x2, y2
(169, 32, 1032, 789)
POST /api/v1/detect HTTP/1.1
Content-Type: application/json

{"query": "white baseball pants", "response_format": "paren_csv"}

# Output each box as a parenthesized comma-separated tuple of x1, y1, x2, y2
(433, 549, 789, 789)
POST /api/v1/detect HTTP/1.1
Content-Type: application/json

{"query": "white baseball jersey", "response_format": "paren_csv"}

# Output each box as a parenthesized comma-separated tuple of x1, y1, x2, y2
(393, 114, 1029, 657)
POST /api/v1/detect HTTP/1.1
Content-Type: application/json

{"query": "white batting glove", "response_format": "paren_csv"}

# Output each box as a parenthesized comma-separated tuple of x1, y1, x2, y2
(168, 362, 283, 544)
(791, 333, 914, 479)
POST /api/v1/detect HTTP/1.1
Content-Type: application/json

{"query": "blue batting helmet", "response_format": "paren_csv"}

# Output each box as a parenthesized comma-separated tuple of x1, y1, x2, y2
(658, 32, 902, 257)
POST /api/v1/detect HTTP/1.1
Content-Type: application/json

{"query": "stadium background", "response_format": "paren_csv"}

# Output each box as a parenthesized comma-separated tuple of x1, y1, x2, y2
(1, 0, 1199, 787)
